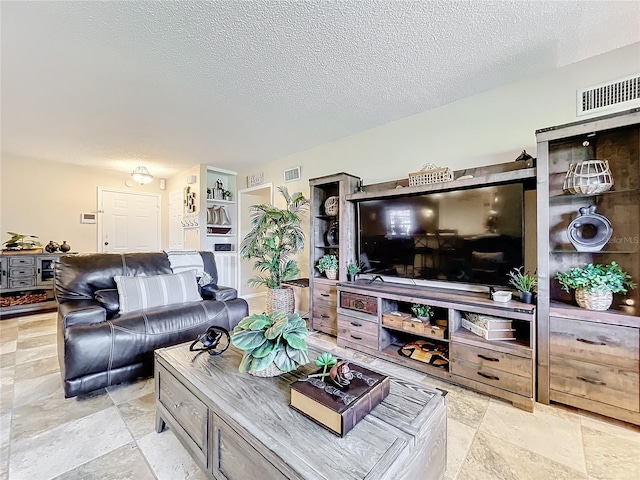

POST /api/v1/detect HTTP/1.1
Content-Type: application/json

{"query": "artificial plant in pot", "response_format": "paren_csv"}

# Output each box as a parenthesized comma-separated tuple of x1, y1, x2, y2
(317, 254, 339, 280)
(240, 187, 309, 313)
(3, 232, 41, 251)
(231, 311, 309, 377)
(508, 267, 537, 304)
(411, 303, 434, 322)
(555, 262, 636, 311)
(346, 262, 361, 281)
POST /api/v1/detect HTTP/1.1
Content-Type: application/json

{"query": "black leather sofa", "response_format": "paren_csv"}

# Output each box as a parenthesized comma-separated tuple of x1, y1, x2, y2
(55, 251, 248, 397)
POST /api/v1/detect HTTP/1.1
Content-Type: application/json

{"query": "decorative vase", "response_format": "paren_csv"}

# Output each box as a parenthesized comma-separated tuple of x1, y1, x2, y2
(247, 361, 285, 377)
(518, 291, 534, 304)
(45, 241, 59, 253)
(266, 286, 295, 314)
(59, 241, 71, 253)
(575, 288, 612, 311)
(416, 316, 431, 324)
(325, 269, 338, 280)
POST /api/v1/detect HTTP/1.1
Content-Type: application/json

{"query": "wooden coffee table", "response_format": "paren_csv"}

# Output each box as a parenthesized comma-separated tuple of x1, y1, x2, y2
(155, 343, 447, 480)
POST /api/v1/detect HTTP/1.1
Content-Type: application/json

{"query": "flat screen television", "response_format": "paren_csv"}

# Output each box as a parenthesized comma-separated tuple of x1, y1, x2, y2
(357, 183, 524, 288)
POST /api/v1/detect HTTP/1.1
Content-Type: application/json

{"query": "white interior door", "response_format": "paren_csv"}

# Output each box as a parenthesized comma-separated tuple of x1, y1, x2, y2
(99, 189, 161, 252)
(168, 190, 184, 249)
(237, 184, 273, 297)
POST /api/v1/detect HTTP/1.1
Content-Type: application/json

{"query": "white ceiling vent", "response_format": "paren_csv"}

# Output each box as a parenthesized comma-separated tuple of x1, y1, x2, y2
(577, 74, 640, 116)
(284, 166, 301, 183)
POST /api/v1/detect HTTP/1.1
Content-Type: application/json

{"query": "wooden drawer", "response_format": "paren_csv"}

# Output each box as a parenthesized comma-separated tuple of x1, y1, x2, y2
(550, 355, 639, 412)
(9, 267, 35, 278)
(338, 324, 379, 350)
(312, 305, 337, 336)
(451, 343, 531, 378)
(9, 278, 36, 289)
(550, 317, 639, 371)
(340, 291, 378, 315)
(9, 257, 35, 266)
(214, 415, 286, 480)
(451, 357, 532, 397)
(314, 283, 337, 309)
(158, 370, 208, 453)
(338, 314, 378, 337)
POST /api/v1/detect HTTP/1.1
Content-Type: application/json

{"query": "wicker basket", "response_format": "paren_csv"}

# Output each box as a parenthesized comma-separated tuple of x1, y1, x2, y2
(325, 269, 338, 280)
(266, 286, 295, 314)
(563, 160, 614, 195)
(408, 163, 454, 186)
(248, 362, 285, 377)
(575, 288, 613, 311)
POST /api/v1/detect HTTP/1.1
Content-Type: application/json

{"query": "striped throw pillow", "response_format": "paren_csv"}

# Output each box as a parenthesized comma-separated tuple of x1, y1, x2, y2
(114, 270, 203, 314)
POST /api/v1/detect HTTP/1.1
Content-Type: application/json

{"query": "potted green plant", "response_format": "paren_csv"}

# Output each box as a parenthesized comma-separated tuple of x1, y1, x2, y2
(346, 262, 361, 281)
(317, 254, 339, 280)
(240, 187, 309, 313)
(3, 232, 42, 251)
(508, 267, 537, 304)
(555, 262, 636, 311)
(411, 303, 433, 322)
(231, 311, 309, 377)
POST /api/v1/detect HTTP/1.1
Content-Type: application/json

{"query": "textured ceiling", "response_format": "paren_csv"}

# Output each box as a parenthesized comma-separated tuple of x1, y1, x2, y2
(2, 1, 639, 177)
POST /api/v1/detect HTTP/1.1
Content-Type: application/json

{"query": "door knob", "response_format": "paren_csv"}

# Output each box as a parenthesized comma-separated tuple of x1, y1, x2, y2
(104, 242, 109, 246)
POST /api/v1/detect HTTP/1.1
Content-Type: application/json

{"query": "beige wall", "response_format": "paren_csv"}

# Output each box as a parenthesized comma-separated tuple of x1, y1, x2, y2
(237, 42, 640, 277)
(0, 156, 165, 253)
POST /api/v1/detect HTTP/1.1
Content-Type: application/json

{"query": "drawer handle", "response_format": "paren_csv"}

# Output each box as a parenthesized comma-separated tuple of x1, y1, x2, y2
(320, 293, 330, 297)
(477, 354, 499, 362)
(173, 403, 182, 409)
(350, 335, 363, 340)
(577, 338, 607, 346)
(577, 376, 606, 386)
(321, 314, 330, 319)
(477, 371, 499, 381)
(350, 321, 362, 327)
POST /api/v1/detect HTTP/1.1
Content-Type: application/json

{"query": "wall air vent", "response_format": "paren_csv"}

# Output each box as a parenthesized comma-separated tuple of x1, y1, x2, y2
(284, 166, 301, 182)
(577, 73, 640, 116)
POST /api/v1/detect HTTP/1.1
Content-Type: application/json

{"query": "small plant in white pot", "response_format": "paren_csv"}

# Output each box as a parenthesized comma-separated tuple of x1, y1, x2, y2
(346, 262, 361, 281)
(317, 254, 339, 280)
(411, 303, 434, 323)
(555, 262, 636, 311)
(508, 267, 537, 304)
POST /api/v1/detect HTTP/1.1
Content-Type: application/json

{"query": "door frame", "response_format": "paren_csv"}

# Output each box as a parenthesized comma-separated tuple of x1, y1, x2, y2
(97, 188, 162, 253)
(237, 183, 273, 296)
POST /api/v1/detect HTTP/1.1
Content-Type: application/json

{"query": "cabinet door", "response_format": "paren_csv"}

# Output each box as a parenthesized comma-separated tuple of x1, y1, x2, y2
(0, 257, 7, 289)
(212, 414, 287, 480)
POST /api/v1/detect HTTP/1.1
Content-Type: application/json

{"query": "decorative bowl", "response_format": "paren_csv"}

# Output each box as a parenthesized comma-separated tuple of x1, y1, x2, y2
(492, 291, 512, 302)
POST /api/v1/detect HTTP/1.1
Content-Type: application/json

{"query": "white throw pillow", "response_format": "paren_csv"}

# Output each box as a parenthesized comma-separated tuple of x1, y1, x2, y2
(114, 270, 203, 314)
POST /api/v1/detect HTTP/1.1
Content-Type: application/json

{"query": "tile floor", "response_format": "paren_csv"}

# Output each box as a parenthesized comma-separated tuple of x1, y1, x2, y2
(0, 309, 638, 479)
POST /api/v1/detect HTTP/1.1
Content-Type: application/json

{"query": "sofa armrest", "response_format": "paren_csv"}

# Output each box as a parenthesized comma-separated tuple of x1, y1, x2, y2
(200, 284, 238, 302)
(59, 300, 107, 328)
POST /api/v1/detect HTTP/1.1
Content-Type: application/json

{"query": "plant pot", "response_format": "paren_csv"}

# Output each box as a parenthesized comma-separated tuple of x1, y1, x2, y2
(347, 273, 358, 282)
(266, 286, 295, 314)
(325, 269, 338, 280)
(247, 361, 285, 377)
(518, 291, 534, 304)
(575, 288, 613, 311)
(416, 316, 431, 324)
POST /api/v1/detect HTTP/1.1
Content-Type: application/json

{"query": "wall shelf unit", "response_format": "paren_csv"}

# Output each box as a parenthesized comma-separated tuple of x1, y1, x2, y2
(536, 108, 640, 426)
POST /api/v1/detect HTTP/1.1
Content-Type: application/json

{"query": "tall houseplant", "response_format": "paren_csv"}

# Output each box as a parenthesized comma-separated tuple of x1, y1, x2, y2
(240, 186, 309, 313)
(555, 262, 636, 311)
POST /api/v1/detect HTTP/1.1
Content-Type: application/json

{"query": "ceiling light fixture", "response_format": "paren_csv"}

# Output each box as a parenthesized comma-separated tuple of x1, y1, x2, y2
(131, 166, 153, 185)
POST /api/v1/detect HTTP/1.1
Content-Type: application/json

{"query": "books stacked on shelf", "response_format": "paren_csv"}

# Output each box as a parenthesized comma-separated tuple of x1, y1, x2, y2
(290, 362, 390, 437)
(461, 313, 516, 341)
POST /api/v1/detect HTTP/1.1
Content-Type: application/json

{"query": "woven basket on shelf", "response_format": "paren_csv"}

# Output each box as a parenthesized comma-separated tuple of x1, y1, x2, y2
(266, 286, 295, 314)
(325, 269, 338, 280)
(408, 163, 454, 187)
(575, 288, 613, 311)
(248, 362, 285, 377)
(563, 160, 614, 195)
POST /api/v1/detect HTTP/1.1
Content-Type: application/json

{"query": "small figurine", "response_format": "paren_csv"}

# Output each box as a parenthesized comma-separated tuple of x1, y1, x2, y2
(329, 360, 354, 388)
(45, 241, 59, 253)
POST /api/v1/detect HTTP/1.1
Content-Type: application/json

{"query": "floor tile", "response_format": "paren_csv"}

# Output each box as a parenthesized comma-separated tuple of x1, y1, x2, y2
(16, 332, 56, 350)
(435, 381, 490, 429)
(0, 318, 18, 329)
(0, 342, 16, 356)
(52, 442, 155, 480)
(16, 319, 57, 339)
(137, 429, 208, 480)
(106, 377, 155, 405)
(0, 328, 17, 343)
(458, 431, 587, 480)
(14, 341, 57, 364)
(0, 445, 8, 480)
(444, 417, 476, 480)
(12, 372, 63, 408)
(0, 383, 13, 416)
(0, 412, 10, 448)
(478, 398, 586, 472)
(0, 351, 16, 370)
(582, 424, 640, 480)
(14, 355, 59, 382)
(117, 392, 156, 440)
(9, 406, 132, 480)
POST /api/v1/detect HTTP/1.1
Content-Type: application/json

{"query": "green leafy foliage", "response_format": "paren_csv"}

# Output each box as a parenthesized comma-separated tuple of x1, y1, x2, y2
(347, 262, 362, 275)
(231, 311, 309, 373)
(239, 187, 309, 289)
(411, 303, 433, 318)
(555, 262, 636, 294)
(317, 254, 338, 273)
(508, 267, 537, 293)
(3, 232, 41, 250)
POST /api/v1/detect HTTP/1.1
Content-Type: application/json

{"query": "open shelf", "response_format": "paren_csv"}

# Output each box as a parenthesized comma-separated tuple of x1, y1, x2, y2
(451, 327, 532, 356)
(380, 343, 450, 374)
(548, 188, 639, 201)
(381, 323, 449, 343)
